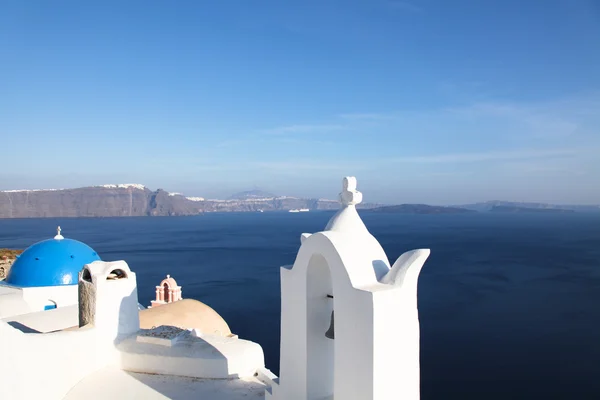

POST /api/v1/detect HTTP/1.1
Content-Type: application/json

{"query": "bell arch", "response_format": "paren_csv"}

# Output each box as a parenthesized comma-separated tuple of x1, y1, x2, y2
(305, 253, 335, 398)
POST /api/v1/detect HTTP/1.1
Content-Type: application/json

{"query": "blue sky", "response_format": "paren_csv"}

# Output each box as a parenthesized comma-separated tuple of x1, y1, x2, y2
(1, 0, 599, 204)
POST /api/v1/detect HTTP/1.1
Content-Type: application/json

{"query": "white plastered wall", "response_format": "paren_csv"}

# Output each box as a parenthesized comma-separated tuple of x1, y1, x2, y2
(0, 284, 78, 319)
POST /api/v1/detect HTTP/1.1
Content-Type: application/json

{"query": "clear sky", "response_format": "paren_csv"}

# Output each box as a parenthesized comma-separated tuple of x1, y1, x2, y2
(1, 0, 599, 204)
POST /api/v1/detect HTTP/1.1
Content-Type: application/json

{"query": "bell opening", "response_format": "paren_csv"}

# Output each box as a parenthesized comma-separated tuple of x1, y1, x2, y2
(306, 253, 334, 398)
(325, 310, 335, 339)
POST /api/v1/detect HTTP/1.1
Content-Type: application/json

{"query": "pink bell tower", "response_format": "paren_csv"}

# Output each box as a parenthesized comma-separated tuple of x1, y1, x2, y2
(150, 274, 183, 308)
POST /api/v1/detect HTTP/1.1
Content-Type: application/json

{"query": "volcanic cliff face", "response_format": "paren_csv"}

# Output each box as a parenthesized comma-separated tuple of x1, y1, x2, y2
(0, 186, 147, 218)
(0, 185, 204, 218)
(0, 185, 377, 218)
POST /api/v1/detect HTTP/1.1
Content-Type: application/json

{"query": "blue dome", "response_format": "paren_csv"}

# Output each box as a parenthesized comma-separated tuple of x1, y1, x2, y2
(5, 236, 101, 287)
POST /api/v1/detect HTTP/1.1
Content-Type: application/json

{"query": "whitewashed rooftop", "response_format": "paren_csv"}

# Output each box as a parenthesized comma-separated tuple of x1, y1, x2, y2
(64, 367, 267, 400)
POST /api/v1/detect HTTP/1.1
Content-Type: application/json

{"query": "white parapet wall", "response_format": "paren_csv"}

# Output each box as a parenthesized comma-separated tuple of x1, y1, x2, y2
(118, 326, 265, 379)
(0, 284, 79, 319)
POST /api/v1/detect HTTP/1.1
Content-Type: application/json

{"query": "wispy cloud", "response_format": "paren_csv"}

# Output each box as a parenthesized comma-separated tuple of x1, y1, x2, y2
(341, 103, 580, 135)
(445, 102, 582, 138)
(389, 148, 580, 164)
(251, 160, 367, 172)
(215, 135, 336, 148)
(501, 161, 586, 176)
(339, 97, 592, 143)
(260, 124, 345, 135)
(252, 94, 598, 184)
(523, 115, 578, 138)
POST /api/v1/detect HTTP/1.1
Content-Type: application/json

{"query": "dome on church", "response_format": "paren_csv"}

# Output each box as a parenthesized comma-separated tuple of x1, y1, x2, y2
(4, 227, 101, 288)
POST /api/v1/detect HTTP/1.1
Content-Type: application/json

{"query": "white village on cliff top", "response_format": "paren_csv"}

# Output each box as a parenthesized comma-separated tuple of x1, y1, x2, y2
(0, 177, 430, 400)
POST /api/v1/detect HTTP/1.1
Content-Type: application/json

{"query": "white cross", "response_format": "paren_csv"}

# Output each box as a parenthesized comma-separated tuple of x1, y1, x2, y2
(340, 177, 363, 206)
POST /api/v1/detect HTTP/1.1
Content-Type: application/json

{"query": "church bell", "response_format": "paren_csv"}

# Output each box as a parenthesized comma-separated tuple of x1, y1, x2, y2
(325, 310, 335, 339)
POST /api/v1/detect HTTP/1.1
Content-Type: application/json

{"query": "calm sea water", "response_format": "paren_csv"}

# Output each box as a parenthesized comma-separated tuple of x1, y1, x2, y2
(1, 212, 599, 399)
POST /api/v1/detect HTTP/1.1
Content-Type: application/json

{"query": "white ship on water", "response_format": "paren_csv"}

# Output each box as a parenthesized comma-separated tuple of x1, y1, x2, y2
(288, 208, 309, 213)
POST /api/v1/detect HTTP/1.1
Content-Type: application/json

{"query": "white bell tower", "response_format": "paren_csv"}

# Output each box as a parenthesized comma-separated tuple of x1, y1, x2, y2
(267, 177, 430, 400)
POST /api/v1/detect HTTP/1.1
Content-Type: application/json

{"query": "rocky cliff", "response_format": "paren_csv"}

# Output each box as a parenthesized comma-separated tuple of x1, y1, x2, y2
(0, 185, 377, 218)
(0, 249, 22, 279)
(0, 185, 205, 218)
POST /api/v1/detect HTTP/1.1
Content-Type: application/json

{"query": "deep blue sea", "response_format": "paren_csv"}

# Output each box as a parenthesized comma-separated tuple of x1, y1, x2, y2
(1, 212, 600, 399)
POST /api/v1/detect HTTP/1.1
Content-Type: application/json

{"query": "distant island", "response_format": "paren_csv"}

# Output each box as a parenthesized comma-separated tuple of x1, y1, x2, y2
(0, 185, 378, 218)
(1, 185, 597, 219)
(458, 200, 599, 213)
(366, 204, 474, 214)
(490, 205, 575, 214)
